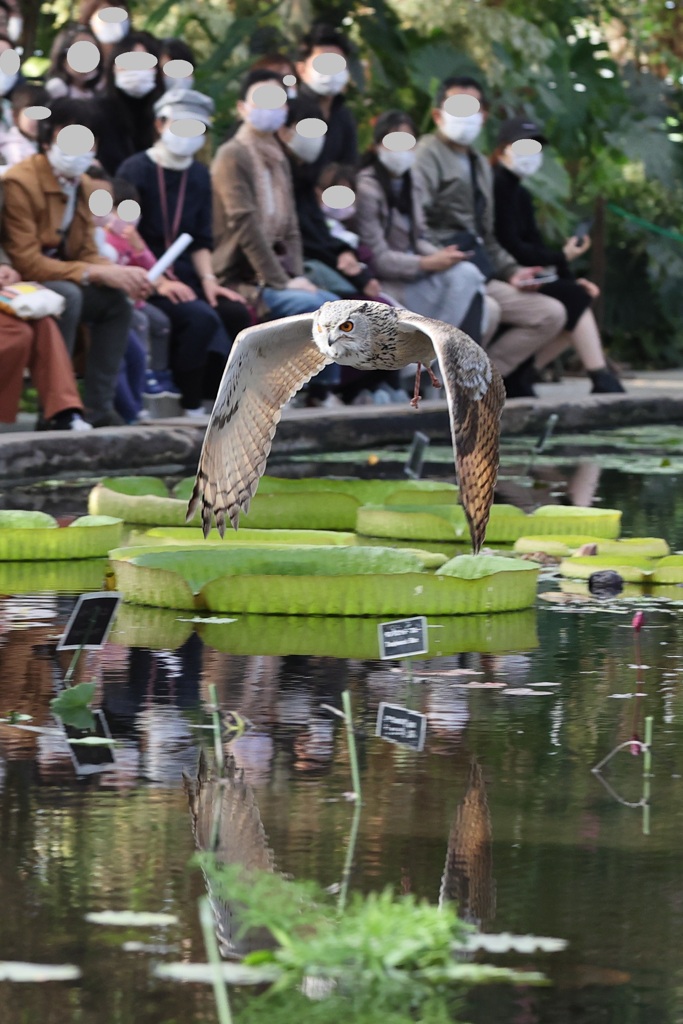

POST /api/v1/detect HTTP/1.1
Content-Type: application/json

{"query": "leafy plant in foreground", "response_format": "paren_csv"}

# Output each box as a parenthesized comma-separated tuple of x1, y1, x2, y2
(195, 856, 546, 1016)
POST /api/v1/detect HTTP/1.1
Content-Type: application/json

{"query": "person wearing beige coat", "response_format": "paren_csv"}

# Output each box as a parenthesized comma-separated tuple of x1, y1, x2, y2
(354, 111, 498, 346)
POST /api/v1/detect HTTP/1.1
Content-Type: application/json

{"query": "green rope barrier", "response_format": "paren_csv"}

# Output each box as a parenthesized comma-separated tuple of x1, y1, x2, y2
(608, 202, 683, 244)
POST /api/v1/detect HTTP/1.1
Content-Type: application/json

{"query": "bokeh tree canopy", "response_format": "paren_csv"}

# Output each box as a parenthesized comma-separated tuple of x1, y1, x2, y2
(24, 0, 683, 365)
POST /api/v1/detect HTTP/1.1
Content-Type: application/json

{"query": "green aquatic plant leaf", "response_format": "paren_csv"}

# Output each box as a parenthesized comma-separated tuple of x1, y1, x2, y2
(559, 555, 655, 583)
(98, 476, 170, 497)
(51, 682, 97, 731)
(146, 527, 359, 547)
(0, 510, 57, 529)
(436, 554, 538, 579)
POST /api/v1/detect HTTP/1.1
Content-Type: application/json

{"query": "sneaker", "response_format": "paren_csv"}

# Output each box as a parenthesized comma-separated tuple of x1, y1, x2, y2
(134, 408, 152, 423)
(589, 368, 626, 394)
(36, 409, 93, 432)
(377, 383, 409, 404)
(352, 389, 374, 406)
(155, 370, 182, 398)
(502, 357, 537, 399)
(143, 371, 165, 396)
(68, 412, 94, 432)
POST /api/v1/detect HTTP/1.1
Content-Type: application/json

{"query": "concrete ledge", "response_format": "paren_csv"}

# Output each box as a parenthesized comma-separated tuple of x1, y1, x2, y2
(1, 375, 681, 485)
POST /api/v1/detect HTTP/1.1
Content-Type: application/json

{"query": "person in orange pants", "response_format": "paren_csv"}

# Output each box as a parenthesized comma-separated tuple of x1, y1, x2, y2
(0, 310, 92, 430)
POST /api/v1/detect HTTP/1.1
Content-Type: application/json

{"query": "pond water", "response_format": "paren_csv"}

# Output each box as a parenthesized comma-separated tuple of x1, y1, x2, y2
(1, 431, 683, 1024)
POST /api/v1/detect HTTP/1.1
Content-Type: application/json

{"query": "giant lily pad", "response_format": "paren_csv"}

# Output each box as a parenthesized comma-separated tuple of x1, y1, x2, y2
(514, 536, 670, 558)
(558, 555, 656, 583)
(91, 476, 460, 531)
(0, 512, 122, 561)
(145, 526, 359, 546)
(357, 504, 621, 543)
(108, 546, 538, 615)
(559, 551, 683, 585)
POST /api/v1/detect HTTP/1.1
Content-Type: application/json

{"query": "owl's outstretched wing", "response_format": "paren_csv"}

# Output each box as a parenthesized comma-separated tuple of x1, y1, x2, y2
(186, 314, 330, 537)
(396, 310, 506, 554)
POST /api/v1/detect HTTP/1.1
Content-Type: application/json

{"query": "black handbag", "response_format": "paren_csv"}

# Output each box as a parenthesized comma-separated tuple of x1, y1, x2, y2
(447, 153, 496, 281)
(449, 229, 495, 282)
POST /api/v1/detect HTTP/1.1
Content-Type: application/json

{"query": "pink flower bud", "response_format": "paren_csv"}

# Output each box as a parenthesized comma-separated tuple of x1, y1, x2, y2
(632, 611, 645, 632)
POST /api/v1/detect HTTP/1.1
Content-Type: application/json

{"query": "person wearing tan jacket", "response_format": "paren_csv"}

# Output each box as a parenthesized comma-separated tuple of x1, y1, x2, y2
(211, 69, 339, 320)
(0, 97, 151, 426)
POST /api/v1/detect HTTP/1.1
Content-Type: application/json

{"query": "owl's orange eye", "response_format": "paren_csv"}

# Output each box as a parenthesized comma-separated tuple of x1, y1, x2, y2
(339, 321, 354, 332)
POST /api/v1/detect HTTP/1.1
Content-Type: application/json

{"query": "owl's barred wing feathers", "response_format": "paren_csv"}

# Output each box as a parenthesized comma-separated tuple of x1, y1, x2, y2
(396, 311, 506, 554)
(186, 315, 328, 537)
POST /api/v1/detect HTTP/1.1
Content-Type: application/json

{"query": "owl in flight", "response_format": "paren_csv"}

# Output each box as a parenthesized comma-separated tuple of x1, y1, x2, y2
(186, 300, 506, 554)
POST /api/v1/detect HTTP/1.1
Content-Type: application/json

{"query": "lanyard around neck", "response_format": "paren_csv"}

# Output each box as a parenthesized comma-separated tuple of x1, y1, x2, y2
(156, 162, 188, 254)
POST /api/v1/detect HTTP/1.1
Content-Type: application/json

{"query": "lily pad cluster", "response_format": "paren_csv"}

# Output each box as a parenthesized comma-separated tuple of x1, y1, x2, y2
(511, 533, 683, 585)
(89, 475, 460, 531)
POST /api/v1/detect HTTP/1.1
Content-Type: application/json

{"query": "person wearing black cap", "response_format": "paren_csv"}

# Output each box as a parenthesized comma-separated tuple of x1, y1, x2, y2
(492, 116, 624, 393)
(414, 76, 567, 398)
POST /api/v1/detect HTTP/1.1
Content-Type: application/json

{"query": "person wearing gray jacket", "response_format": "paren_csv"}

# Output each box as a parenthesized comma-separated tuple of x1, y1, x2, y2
(355, 110, 498, 347)
(414, 75, 567, 397)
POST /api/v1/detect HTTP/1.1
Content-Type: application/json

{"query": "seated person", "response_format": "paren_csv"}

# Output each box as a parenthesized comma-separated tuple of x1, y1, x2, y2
(0, 97, 151, 427)
(491, 116, 624, 393)
(0, 196, 90, 431)
(117, 88, 252, 411)
(211, 69, 340, 320)
(279, 98, 380, 299)
(92, 30, 164, 176)
(356, 110, 495, 345)
(0, 2, 22, 44)
(0, 82, 47, 173)
(0, 32, 19, 137)
(45, 24, 105, 100)
(414, 75, 567, 397)
(88, 168, 177, 396)
(78, 0, 131, 63)
(158, 38, 196, 91)
(294, 23, 358, 183)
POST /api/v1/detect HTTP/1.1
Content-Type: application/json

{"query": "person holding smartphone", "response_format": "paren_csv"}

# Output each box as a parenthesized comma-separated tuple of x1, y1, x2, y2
(492, 117, 624, 393)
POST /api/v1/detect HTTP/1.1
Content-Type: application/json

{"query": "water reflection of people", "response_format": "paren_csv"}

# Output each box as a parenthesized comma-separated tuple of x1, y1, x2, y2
(496, 460, 602, 512)
(439, 757, 496, 929)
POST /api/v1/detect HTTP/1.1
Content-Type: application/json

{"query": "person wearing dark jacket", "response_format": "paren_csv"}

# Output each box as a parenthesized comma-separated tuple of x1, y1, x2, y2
(293, 24, 358, 185)
(492, 116, 624, 393)
(93, 31, 165, 176)
(279, 97, 379, 298)
(117, 89, 252, 413)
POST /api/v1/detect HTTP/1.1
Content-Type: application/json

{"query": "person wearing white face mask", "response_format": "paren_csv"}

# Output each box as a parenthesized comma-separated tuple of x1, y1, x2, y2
(492, 117, 624, 393)
(356, 109, 496, 360)
(45, 26, 105, 101)
(414, 76, 568, 398)
(1, 97, 154, 426)
(116, 88, 252, 414)
(92, 31, 163, 175)
(212, 69, 343, 406)
(293, 23, 358, 186)
(212, 71, 340, 319)
(278, 96, 383, 308)
(78, 0, 131, 60)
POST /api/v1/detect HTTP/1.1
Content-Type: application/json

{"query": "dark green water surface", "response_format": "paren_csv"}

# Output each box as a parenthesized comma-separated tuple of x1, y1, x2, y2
(1, 436, 683, 1024)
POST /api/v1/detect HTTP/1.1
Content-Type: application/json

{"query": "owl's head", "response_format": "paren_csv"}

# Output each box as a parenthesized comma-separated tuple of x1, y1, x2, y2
(312, 300, 397, 364)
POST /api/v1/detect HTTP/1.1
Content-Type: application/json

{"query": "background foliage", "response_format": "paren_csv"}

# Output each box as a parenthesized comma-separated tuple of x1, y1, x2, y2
(25, 0, 683, 366)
